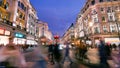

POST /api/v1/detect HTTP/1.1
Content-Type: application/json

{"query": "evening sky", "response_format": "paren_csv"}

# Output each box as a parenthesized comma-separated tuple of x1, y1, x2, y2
(30, 0, 86, 37)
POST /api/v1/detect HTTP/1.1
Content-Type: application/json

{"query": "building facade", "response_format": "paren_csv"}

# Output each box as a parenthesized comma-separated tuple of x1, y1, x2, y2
(0, 0, 39, 45)
(62, 23, 74, 44)
(38, 21, 53, 45)
(76, 0, 120, 45)
(26, 3, 38, 45)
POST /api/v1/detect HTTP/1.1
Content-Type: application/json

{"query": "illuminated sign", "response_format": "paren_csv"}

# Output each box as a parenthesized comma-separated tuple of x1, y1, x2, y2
(0, 28, 10, 36)
(0, 28, 4, 34)
(5, 30, 10, 36)
(14, 32, 25, 38)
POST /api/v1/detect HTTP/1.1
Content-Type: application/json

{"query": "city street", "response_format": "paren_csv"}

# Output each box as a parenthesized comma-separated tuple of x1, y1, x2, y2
(24, 47, 89, 68)
(23, 46, 120, 68)
(0, 0, 120, 68)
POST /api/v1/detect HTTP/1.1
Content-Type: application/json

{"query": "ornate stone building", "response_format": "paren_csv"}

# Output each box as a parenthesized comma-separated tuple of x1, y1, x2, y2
(76, 0, 120, 45)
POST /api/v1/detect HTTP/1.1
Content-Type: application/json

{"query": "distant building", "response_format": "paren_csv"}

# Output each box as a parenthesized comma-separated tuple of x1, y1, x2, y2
(38, 21, 53, 45)
(62, 23, 74, 44)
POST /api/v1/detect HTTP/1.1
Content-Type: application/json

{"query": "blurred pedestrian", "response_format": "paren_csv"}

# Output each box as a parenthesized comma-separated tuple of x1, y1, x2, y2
(105, 43, 112, 60)
(113, 44, 117, 51)
(0, 45, 27, 68)
(118, 44, 120, 50)
(62, 42, 73, 65)
(31, 45, 48, 68)
(48, 42, 55, 65)
(0, 37, 27, 68)
(98, 40, 110, 68)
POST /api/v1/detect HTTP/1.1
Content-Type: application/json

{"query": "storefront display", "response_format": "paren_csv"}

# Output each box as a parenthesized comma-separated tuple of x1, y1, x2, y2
(0, 28, 10, 45)
(13, 32, 26, 45)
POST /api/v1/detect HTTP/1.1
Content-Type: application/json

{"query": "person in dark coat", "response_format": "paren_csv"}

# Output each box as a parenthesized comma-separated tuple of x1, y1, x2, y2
(105, 43, 112, 60)
(48, 44, 54, 64)
(98, 40, 110, 68)
(53, 43, 61, 63)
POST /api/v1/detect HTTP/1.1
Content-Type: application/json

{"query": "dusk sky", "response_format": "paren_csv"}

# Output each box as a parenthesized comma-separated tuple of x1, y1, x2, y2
(30, 0, 86, 37)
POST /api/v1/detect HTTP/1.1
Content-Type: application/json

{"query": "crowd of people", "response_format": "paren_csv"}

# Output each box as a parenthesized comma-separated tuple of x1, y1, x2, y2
(0, 37, 120, 68)
(74, 40, 120, 68)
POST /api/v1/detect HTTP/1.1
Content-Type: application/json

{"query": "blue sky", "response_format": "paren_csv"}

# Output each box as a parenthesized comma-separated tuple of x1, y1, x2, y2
(30, 0, 86, 37)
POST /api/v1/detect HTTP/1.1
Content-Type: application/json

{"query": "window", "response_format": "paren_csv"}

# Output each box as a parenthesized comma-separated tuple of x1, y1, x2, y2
(92, 14, 98, 23)
(91, 0, 95, 5)
(103, 25, 107, 32)
(108, 13, 115, 21)
(102, 16, 106, 22)
(99, 0, 103, 2)
(24, 7, 26, 11)
(115, 6, 119, 11)
(94, 18, 98, 22)
(18, 1, 21, 7)
(0, 12, 1, 18)
(107, 7, 112, 13)
(21, 3, 24, 9)
(107, 0, 111, 1)
(19, 13, 22, 18)
(0, 0, 2, 6)
(118, 24, 120, 31)
(94, 27, 100, 33)
(101, 8, 104, 11)
(5, 2, 9, 9)
(110, 24, 116, 32)
(101, 7, 105, 13)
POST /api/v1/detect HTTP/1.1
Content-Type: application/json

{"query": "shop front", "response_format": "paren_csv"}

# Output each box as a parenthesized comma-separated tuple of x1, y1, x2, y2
(26, 36, 38, 45)
(105, 37, 120, 46)
(13, 32, 26, 45)
(0, 28, 11, 45)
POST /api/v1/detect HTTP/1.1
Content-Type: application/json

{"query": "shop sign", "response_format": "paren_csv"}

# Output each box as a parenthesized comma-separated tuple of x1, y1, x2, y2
(14, 32, 25, 38)
(0, 28, 4, 34)
(0, 28, 10, 36)
(5, 30, 10, 36)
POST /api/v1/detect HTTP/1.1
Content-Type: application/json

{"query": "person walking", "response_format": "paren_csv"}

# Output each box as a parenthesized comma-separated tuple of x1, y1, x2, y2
(98, 40, 110, 68)
(48, 43, 55, 65)
(62, 42, 73, 65)
(32, 45, 48, 68)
